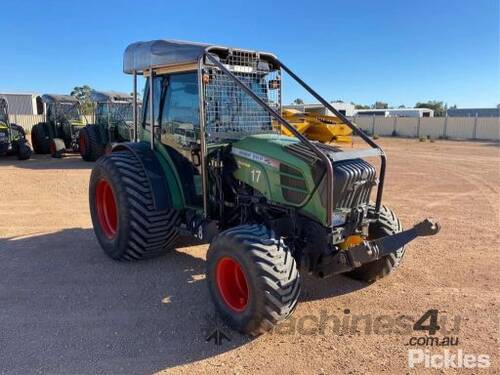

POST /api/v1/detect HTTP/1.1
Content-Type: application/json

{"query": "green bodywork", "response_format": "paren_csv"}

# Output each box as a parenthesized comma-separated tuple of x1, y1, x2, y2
(231, 134, 327, 225)
(140, 123, 327, 225)
(0, 122, 10, 152)
(0, 100, 26, 154)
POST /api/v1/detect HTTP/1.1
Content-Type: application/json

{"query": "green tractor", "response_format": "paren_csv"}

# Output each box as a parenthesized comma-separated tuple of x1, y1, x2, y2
(79, 91, 139, 161)
(0, 97, 32, 160)
(31, 94, 87, 158)
(89, 40, 440, 335)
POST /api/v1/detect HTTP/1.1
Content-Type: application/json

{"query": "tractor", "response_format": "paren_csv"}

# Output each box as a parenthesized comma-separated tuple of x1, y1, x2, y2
(0, 97, 32, 160)
(79, 91, 139, 161)
(89, 40, 440, 335)
(31, 94, 86, 158)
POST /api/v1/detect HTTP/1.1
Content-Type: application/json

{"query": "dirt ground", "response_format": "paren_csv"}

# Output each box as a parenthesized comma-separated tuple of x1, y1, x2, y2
(0, 138, 498, 374)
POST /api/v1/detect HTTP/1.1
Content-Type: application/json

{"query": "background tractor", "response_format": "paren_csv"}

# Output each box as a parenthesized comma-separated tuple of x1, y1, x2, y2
(89, 40, 440, 335)
(0, 97, 32, 160)
(79, 91, 139, 161)
(31, 94, 86, 158)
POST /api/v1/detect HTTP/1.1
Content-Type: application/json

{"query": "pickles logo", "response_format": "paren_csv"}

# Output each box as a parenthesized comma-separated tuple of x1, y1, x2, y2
(408, 349, 490, 369)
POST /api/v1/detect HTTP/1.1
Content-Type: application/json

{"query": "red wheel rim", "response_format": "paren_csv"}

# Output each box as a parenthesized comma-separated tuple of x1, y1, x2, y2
(95, 179, 118, 239)
(79, 134, 86, 155)
(216, 257, 249, 312)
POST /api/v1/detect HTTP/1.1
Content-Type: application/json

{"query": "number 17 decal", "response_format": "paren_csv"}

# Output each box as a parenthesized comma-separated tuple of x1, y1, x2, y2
(251, 169, 261, 183)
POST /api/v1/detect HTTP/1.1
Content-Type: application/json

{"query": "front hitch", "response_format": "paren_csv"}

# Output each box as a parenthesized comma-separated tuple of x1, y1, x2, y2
(316, 219, 441, 278)
(346, 219, 440, 268)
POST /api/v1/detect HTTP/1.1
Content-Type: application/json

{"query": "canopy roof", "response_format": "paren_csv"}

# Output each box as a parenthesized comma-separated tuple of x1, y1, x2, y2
(42, 94, 79, 104)
(91, 90, 135, 103)
(123, 39, 277, 74)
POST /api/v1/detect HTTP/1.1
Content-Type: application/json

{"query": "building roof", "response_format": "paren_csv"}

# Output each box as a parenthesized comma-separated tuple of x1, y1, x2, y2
(0, 92, 40, 97)
(0, 92, 42, 114)
(446, 107, 499, 117)
(123, 39, 277, 74)
(42, 94, 79, 104)
(355, 108, 433, 112)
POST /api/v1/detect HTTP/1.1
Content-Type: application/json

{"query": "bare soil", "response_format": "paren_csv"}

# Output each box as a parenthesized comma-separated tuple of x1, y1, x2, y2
(0, 138, 498, 374)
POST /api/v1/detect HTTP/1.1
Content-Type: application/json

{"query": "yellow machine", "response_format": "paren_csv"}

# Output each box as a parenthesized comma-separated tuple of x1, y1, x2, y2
(280, 108, 353, 144)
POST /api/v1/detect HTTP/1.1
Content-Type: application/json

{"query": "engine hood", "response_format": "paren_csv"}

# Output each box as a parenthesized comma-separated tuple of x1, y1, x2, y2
(231, 134, 303, 168)
(230, 134, 376, 227)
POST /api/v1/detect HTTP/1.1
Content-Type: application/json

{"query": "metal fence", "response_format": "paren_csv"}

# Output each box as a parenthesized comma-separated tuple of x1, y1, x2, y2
(8, 114, 95, 132)
(350, 115, 500, 141)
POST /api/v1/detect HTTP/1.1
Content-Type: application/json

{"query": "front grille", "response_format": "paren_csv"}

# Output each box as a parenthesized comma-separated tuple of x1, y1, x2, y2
(285, 142, 376, 211)
(331, 159, 376, 209)
(280, 164, 308, 205)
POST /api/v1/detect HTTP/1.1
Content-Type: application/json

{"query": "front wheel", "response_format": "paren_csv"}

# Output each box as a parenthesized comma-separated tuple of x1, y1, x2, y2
(207, 225, 301, 335)
(346, 204, 405, 282)
(16, 140, 32, 160)
(50, 138, 65, 158)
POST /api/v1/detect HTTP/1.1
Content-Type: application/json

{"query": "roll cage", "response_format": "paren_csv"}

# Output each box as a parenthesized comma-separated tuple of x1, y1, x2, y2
(124, 40, 386, 227)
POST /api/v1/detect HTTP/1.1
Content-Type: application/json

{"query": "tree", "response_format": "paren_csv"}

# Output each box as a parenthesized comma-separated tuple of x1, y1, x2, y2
(353, 103, 370, 110)
(398, 104, 406, 108)
(372, 101, 389, 109)
(71, 85, 93, 114)
(415, 100, 445, 116)
(292, 98, 304, 105)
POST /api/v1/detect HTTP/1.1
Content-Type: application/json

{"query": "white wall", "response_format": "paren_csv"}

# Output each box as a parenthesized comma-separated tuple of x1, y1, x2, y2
(8, 114, 95, 132)
(350, 115, 499, 141)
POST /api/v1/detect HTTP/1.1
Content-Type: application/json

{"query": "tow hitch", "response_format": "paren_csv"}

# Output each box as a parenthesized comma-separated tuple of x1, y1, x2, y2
(317, 219, 441, 278)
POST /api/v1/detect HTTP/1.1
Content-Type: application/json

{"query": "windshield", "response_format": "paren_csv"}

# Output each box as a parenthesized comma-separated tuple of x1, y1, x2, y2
(55, 103, 81, 121)
(110, 102, 135, 122)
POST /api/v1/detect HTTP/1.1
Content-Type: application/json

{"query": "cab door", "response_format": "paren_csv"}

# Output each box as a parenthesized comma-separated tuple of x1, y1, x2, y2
(142, 71, 203, 208)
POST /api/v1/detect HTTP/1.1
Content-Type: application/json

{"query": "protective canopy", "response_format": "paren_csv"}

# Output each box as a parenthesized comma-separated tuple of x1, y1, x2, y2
(123, 40, 211, 74)
(91, 91, 134, 103)
(42, 94, 79, 104)
(123, 39, 277, 74)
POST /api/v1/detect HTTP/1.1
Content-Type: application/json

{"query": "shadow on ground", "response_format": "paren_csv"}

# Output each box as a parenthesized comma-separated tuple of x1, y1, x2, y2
(0, 153, 93, 170)
(0, 228, 368, 374)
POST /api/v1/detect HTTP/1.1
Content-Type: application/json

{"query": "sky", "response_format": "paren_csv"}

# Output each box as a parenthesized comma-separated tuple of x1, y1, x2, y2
(0, 0, 498, 108)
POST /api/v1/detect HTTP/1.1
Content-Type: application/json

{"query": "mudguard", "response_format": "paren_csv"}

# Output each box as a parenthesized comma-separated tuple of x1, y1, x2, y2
(112, 142, 183, 210)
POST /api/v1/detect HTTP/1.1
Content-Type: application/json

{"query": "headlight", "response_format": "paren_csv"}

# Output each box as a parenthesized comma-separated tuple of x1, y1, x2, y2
(332, 210, 349, 226)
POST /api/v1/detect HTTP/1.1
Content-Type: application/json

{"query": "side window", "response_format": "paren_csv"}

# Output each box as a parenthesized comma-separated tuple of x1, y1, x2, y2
(96, 103, 108, 124)
(160, 72, 199, 148)
(142, 76, 163, 131)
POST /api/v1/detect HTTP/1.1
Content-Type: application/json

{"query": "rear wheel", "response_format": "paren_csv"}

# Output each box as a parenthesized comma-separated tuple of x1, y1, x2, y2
(89, 150, 179, 260)
(79, 126, 105, 161)
(346, 204, 405, 282)
(31, 123, 51, 154)
(207, 225, 301, 335)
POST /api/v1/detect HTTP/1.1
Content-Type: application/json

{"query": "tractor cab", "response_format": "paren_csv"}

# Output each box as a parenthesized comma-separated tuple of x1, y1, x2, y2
(76, 91, 142, 162)
(31, 94, 86, 157)
(0, 97, 32, 159)
(91, 90, 139, 142)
